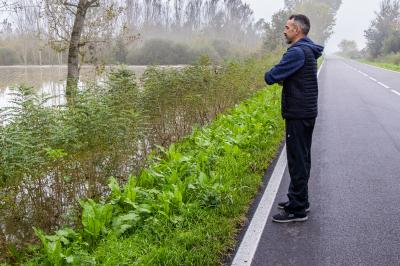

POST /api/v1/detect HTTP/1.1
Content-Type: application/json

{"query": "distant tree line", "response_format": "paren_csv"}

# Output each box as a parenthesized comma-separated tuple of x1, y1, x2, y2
(337, 39, 360, 59)
(364, 0, 400, 62)
(338, 0, 400, 64)
(124, 0, 263, 43)
(0, 0, 264, 66)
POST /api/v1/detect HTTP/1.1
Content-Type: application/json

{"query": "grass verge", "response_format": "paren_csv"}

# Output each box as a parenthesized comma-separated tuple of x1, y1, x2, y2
(358, 60, 400, 72)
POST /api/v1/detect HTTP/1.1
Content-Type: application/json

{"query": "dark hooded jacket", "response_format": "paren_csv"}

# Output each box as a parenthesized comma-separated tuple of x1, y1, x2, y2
(265, 37, 324, 119)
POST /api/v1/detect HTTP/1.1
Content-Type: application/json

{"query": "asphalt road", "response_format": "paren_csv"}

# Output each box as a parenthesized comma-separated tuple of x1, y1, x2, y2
(248, 57, 400, 266)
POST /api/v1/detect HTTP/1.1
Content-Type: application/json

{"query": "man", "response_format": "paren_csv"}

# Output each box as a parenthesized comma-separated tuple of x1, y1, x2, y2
(264, 14, 324, 223)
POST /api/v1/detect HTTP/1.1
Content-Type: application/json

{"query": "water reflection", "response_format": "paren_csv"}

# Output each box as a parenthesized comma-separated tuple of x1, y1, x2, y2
(0, 65, 152, 108)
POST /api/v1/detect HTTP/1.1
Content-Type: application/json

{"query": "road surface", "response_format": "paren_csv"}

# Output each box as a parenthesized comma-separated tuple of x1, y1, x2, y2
(232, 56, 400, 266)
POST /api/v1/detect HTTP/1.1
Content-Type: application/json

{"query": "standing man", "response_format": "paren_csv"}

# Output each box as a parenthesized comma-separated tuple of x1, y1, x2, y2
(264, 14, 324, 223)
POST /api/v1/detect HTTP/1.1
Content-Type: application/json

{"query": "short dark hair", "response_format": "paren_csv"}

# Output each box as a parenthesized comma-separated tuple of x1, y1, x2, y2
(289, 14, 311, 35)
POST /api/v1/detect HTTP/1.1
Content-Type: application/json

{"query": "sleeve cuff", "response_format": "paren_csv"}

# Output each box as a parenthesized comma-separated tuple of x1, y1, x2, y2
(264, 72, 274, 85)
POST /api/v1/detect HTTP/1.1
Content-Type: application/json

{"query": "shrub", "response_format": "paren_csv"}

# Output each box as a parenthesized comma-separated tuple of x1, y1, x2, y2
(377, 52, 400, 65)
(127, 39, 198, 65)
(0, 47, 20, 65)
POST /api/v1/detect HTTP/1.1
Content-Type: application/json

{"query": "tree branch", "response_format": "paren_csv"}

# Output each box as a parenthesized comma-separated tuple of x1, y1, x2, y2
(88, 0, 100, 8)
(63, 1, 78, 8)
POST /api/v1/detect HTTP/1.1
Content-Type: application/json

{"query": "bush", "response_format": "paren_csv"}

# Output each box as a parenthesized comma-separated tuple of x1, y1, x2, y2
(211, 39, 232, 59)
(0, 68, 139, 186)
(377, 52, 400, 65)
(125, 38, 256, 65)
(382, 32, 400, 55)
(127, 39, 198, 65)
(0, 47, 20, 65)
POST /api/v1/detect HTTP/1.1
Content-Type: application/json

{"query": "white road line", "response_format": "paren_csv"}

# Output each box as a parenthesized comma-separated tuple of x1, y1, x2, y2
(391, 89, 400, 96)
(231, 147, 287, 266)
(231, 60, 325, 266)
(359, 71, 369, 77)
(377, 82, 390, 89)
(343, 59, 392, 90)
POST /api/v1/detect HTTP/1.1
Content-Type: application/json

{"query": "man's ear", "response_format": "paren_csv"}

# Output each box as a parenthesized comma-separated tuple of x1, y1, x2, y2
(294, 24, 301, 35)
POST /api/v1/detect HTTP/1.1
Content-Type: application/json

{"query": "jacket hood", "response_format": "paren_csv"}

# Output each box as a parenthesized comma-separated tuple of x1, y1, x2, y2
(290, 37, 324, 59)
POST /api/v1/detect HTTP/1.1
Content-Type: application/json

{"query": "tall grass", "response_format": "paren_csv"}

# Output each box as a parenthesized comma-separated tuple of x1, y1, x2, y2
(358, 52, 400, 72)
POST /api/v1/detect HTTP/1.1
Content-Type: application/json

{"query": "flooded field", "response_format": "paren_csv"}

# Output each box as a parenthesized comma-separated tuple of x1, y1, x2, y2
(0, 65, 183, 108)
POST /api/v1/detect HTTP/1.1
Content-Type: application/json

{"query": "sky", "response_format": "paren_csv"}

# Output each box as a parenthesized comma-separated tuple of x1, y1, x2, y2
(244, 0, 382, 54)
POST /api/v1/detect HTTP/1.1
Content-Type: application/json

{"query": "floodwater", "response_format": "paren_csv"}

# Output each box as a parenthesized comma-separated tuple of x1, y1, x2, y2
(0, 65, 184, 108)
(0, 65, 145, 108)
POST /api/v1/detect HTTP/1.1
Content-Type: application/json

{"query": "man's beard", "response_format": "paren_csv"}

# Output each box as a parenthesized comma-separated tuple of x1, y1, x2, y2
(285, 35, 292, 44)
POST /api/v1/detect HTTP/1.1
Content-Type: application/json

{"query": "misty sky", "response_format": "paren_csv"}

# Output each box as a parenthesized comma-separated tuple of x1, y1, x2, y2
(244, 0, 382, 53)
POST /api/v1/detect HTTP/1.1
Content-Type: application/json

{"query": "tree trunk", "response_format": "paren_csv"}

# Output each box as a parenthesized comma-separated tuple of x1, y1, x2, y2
(66, 0, 89, 106)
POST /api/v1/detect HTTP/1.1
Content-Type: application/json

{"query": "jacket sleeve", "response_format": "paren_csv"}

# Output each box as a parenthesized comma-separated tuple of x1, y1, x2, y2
(264, 47, 305, 85)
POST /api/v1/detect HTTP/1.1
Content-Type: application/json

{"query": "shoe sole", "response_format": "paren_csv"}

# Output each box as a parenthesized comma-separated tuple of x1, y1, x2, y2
(272, 216, 308, 223)
(277, 205, 310, 212)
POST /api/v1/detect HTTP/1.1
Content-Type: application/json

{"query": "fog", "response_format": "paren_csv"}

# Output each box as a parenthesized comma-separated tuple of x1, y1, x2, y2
(0, 0, 387, 64)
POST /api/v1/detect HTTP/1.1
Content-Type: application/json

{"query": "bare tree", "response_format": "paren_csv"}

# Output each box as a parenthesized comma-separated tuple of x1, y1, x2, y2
(43, 0, 123, 105)
(0, 1, 22, 12)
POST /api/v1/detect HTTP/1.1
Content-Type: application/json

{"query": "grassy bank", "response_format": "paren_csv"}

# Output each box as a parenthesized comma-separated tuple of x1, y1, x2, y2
(23, 84, 284, 265)
(0, 52, 285, 264)
(318, 56, 324, 67)
(358, 60, 400, 72)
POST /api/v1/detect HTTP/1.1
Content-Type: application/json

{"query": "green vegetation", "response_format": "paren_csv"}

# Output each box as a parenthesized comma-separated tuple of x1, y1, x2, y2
(23, 84, 283, 265)
(126, 39, 196, 65)
(338, 1, 400, 63)
(374, 52, 400, 65)
(337, 1, 400, 70)
(125, 39, 248, 65)
(363, 0, 400, 59)
(358, 59, 400, 72)
(0, 53, 282, 263)
(0, 69, 139, 186)
(318, 57, 324, 67)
